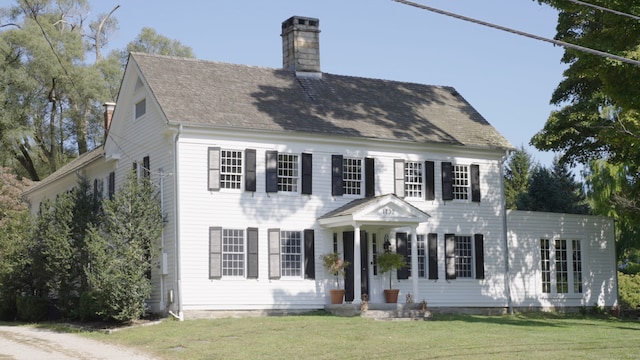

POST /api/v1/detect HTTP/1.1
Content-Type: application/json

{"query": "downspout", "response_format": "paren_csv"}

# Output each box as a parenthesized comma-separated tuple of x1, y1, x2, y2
(500, 150, 514, 315)
(168, 124, 184, 321)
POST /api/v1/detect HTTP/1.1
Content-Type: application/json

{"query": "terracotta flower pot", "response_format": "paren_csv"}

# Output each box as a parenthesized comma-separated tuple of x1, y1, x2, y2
(330, 289, 346, 304)
(384, 289, 400, 303)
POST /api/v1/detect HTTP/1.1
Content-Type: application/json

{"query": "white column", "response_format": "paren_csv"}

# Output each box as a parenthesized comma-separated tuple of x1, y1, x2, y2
(411, 226, 419, 301)
(354, 224, 362, 303)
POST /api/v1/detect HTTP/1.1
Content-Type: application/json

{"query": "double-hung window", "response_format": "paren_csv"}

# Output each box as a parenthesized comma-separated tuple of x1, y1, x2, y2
(280, 230, 302, 277)
(445, 233, 484, 280)
(343, 158, 362, 195)
(407, 234, 426, 278)
(278, 154, 299, 192)
(540, 238, 583, 294)
(454, 235, 473, 278)
(452, 165, 469, 200)
(220, 150, 243, 189)
(222, 229, 244, 277)
(404, 161, 423, 198)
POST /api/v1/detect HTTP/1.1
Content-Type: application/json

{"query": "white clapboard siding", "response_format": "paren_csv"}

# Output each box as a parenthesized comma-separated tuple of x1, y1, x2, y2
(175, 128, 510, 310)
(507, 210, 617, 308)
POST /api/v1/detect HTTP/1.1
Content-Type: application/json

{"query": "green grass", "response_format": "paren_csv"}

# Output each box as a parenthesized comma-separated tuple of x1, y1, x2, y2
(80, 312, 640, 359)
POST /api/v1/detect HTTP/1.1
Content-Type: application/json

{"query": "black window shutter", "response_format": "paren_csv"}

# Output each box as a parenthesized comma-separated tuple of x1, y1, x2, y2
(304, 229, 315, 279)
(302, 153, 312, 195)
(209, 227, 222, 279)
(265, 151, 278, 193)
(425, 161, 435, 200)
(331, 155, 343, 196)
(268, 228, 281, 279)
(445, 233, 456, 279)
(396, 232, 409, 280)
(247, 227, 259, 279)
(394, 159, 405, 198)
(471, 164, 481, 202)
(208, 147, 221, 191)
(442, 162, 453, 201)
(108, 172, 115, 199)
(132, 161, 137, 173)
(474, 234, 485, 279)
(428, 233, 438, 280)
(365, 157, 375, 198)
(245, 149, 256, 192)
(143, 156, 150, 178)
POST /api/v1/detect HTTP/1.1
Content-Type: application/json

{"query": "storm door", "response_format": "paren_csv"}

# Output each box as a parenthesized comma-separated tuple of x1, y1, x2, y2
(343, 231, 369, 303)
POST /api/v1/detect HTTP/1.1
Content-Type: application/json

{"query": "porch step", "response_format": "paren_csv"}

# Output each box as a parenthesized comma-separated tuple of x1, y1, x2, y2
(325, 303, 433, 320)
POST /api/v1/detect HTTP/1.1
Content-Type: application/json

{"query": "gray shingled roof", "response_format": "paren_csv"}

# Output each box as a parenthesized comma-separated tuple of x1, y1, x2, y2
(132, 53, 513, 150)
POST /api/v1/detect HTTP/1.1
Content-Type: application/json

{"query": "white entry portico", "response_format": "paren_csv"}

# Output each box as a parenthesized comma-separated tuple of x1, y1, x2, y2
(318, 194, 430, 303)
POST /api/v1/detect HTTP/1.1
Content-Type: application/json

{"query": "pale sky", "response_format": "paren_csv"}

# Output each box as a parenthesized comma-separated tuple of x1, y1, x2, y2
(7, 0, 570, 167)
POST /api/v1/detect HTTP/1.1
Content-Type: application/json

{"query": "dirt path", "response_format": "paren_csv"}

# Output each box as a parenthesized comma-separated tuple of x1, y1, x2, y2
(0, 325, 156, 360)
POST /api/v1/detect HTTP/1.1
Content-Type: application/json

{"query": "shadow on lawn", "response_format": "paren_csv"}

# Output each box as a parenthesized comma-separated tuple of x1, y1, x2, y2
(429, 313, 635, 328)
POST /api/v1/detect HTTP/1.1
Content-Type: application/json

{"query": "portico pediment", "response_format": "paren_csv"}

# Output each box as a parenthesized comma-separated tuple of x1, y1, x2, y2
(318, 193, 430, 228)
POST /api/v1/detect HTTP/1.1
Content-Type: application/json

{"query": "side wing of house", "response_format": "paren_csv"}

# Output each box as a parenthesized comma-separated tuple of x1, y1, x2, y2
(507, 210, 617, 309)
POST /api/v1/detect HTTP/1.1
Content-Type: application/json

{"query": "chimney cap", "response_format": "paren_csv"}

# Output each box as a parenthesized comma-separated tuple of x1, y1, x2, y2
(281, 16, 319, 32)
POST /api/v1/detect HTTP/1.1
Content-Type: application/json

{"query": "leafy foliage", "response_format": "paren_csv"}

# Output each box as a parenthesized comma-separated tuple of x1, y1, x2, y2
(0, 168, 32, 320)
(618, 272, 640, 310)
(376, 251, 407, 289)
(85, 173, 163, 322)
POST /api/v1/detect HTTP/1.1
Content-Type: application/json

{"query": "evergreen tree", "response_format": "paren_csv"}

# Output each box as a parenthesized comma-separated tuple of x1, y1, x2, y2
(504, 146, 533, 209)
(85, 172, 162, 322)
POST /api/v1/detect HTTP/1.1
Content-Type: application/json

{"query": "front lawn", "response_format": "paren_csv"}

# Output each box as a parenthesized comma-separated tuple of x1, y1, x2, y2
(84, 312, 640, 359)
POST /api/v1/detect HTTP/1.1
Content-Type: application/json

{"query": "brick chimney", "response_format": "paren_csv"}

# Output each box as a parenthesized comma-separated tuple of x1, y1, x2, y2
(281, 16, 321, 77)
(103, 102, 116, 140)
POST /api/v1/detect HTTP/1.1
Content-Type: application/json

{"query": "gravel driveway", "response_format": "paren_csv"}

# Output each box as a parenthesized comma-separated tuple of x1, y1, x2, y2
(0, 325, 156, 359)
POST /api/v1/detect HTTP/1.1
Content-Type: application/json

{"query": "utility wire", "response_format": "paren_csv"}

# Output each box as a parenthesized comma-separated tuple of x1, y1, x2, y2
(566, 0, 640, 22)
(391, 0, 640, 67)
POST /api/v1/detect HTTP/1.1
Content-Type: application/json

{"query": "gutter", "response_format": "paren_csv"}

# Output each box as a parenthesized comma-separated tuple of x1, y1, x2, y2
(169, 124, 184, 321)
(500, 150, 514, 315)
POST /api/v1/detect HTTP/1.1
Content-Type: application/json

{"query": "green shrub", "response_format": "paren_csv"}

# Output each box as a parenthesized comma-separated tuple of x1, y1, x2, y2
(78, 291, 102, 321)
(16, 296, 49, 322)
(618, 271, 640, 309)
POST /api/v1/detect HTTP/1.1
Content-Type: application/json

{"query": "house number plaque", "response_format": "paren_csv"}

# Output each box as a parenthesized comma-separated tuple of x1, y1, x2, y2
(381, 207, 395, 216)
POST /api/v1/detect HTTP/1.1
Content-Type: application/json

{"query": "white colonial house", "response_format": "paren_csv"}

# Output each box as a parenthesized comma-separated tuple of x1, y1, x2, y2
(24, 16, 617, 319)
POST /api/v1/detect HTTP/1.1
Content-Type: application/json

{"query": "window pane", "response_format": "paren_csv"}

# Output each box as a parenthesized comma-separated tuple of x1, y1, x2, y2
(453, 165, 469, 200)
(222, 229, 244, 276)
(405, 162, 423, 198)
(135, 99, 146, 118)
(572, 240, 582, 293)
(540, 239, 551, 293)
(454, 235, 473, 278)
(342, 158, 362, 195)
(278, 154, 299, 192)
(555, 240, 568, 293)
(281, 231, 301, 277)
(221, 150, 243, 189)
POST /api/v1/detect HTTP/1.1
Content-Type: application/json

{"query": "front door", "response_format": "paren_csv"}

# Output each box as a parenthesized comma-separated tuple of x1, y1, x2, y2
(343, 231, 369, 303)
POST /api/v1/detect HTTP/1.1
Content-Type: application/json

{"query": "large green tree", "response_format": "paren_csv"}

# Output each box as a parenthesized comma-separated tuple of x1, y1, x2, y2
(0, 0, 194, 181)
(0, 167, 32, 319)
(532, 0, 640, 265)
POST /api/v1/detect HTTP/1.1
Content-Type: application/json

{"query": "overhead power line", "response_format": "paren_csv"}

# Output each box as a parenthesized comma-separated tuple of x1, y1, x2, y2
(391, 0, 640, 67)
(566, 0, 640, 22)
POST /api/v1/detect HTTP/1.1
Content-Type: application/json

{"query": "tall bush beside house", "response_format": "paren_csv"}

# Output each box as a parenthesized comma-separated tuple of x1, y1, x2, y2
(322, 252, 349, 304)
(0, 168, 33, 320)
(376, 250, 407, 303)
(85, 173, 163, 322)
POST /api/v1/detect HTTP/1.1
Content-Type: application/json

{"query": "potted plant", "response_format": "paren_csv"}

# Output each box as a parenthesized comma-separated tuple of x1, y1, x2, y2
(376, 250, 407, 303)
(322, 252, 350, 304)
